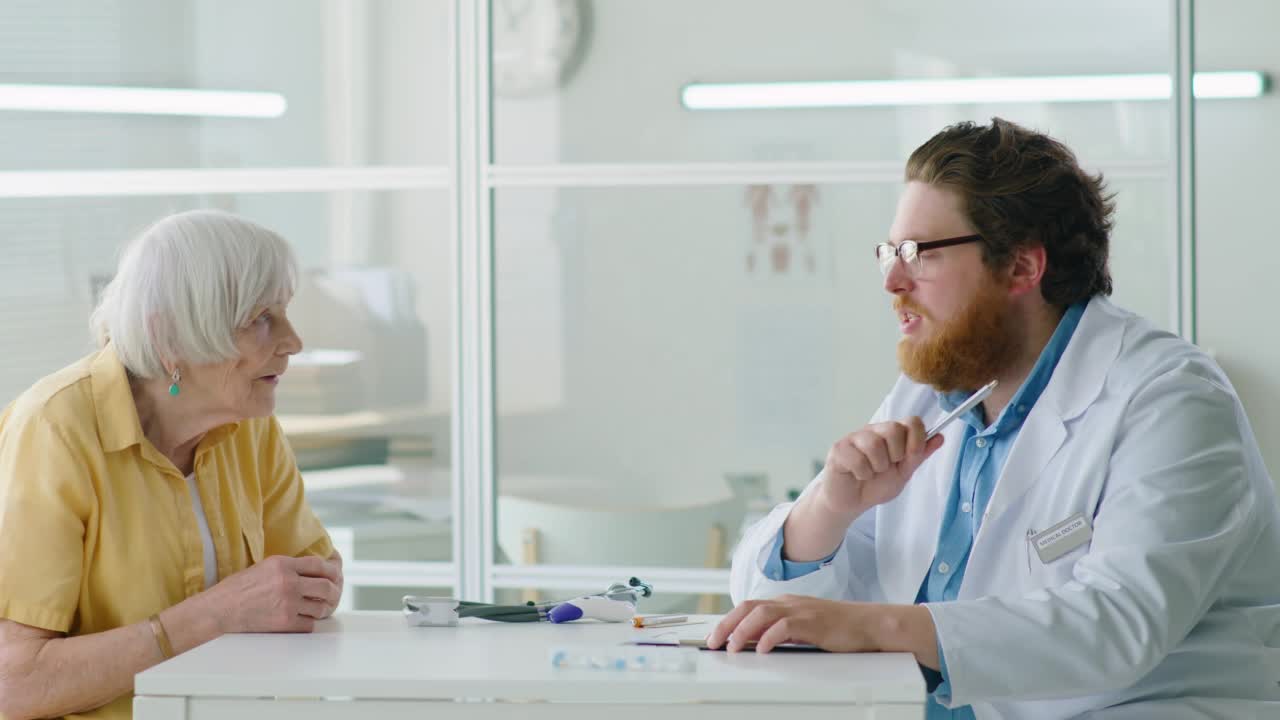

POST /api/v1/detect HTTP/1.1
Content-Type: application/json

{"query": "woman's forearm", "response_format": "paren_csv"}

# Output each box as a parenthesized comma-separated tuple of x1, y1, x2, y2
(1, 593, 224, 720)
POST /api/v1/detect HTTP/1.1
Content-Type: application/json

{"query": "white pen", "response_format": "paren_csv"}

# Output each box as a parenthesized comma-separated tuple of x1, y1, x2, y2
(925, 379, 998, 439)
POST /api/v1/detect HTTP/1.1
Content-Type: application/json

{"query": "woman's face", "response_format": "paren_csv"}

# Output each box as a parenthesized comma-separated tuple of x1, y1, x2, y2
(183, 302, 303, 420)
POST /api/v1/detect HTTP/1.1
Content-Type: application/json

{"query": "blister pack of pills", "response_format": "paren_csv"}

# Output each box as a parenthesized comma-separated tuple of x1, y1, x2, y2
(548, 644, 698, 674)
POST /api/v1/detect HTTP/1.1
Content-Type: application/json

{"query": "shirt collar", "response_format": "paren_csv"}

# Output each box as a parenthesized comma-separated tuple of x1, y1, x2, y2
(90, 344, 147, 453)
(89, 344, 241, 458)
(937, 301, 1088, 435)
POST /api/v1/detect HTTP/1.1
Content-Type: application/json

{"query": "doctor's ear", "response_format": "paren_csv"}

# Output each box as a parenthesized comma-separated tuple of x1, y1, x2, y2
(1004, 244, 1047, 297)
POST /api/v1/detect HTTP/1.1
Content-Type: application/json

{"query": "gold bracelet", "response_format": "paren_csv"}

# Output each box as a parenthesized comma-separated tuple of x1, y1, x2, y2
(148, 613, 175, 659)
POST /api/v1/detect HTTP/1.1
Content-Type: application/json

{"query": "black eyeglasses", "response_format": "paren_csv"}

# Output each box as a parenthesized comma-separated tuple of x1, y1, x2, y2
(874, 234, 983, 278)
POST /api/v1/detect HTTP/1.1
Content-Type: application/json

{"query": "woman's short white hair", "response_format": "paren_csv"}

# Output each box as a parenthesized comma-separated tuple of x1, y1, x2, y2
(90, 209, 298, 379)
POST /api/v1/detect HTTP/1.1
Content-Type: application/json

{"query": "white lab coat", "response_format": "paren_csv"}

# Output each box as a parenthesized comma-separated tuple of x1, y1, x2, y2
(731, 297, 1280, 719)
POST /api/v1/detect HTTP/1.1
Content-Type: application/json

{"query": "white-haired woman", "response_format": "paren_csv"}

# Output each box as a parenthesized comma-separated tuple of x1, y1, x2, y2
(0, 210, 342, 720)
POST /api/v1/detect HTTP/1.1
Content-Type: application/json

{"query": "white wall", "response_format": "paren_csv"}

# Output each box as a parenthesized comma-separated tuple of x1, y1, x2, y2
(1193, 2, 1280, 480)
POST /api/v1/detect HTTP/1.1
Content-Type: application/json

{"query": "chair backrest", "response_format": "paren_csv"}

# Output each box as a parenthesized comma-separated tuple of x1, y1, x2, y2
(496, 488, 747, 570)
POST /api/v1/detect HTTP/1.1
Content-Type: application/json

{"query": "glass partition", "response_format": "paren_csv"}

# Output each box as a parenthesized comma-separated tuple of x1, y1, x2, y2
(0, 0, 450, 169)
(493, 174, 1174, 570)
(0, 190, 453, 577)
(493, 0, 1172, 165)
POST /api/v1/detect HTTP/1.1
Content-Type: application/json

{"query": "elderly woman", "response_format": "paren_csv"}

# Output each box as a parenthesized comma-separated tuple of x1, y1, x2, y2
(0, 210, 342, 720)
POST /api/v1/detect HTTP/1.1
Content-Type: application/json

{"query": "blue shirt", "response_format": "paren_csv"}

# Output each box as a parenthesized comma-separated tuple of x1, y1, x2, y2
(764, 302, 1086, 718)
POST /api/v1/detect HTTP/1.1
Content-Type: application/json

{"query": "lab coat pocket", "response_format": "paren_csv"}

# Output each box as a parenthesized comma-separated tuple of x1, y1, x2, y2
(1025, 533, 1091, 586)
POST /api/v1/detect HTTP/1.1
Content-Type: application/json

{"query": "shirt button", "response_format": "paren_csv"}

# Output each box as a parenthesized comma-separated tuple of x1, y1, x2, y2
(961, 501, 973, 513)
(975, 437, 988, 448)
(1017, 405, 1028, 414)
(938, 562, 951, 574)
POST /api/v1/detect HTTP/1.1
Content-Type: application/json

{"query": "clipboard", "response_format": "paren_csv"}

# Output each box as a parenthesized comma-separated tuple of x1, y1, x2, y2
(633, 637, 825, 652)
(631, 623, 826, 652)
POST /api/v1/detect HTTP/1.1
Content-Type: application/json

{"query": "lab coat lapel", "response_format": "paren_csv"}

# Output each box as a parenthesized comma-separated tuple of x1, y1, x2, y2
(973, 297, 1124, 547)
(973, 409, 1066, 551)
(879, 421, 965, 604)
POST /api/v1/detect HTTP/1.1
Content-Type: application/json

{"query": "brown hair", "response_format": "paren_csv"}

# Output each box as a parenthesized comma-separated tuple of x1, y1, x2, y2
(905, 118, 1115, 306)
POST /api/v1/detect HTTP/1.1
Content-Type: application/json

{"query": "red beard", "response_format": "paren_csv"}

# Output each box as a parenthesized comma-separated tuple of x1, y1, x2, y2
(895, 279, 1020, 393)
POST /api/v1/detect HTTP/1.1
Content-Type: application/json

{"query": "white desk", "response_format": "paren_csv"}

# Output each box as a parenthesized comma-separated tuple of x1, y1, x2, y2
(134, 612, 925, 720)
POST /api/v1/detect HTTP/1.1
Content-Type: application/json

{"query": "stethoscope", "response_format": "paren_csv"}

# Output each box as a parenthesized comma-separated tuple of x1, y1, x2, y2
(421, 577, 654, 623)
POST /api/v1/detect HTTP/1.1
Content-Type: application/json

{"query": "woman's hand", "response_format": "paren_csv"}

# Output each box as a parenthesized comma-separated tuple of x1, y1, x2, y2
(319, 550, 344, 619)
(205, 555, 343, 633)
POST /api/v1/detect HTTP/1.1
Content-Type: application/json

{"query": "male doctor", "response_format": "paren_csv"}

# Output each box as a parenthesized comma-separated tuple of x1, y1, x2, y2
(710, 118, 1280, 719)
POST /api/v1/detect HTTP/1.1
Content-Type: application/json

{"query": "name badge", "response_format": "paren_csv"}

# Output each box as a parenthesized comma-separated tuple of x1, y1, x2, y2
(1029, 512, 1093, 564)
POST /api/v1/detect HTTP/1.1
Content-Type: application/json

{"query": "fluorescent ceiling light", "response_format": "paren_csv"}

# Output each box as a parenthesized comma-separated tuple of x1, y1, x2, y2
(682, 71, 1267, 110)
(0, 84, 287, 118)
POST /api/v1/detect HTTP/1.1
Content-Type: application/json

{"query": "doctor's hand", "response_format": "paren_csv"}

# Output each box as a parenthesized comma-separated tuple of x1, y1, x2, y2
(705, 595, 940, 667)
(819, 416, 944, 517)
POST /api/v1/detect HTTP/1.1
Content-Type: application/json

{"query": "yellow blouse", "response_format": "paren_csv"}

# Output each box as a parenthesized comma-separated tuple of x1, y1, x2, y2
(0, 345, 335, 720)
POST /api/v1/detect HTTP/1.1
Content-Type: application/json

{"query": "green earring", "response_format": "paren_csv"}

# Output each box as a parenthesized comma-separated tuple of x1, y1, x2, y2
(168, 368, 181, 397)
